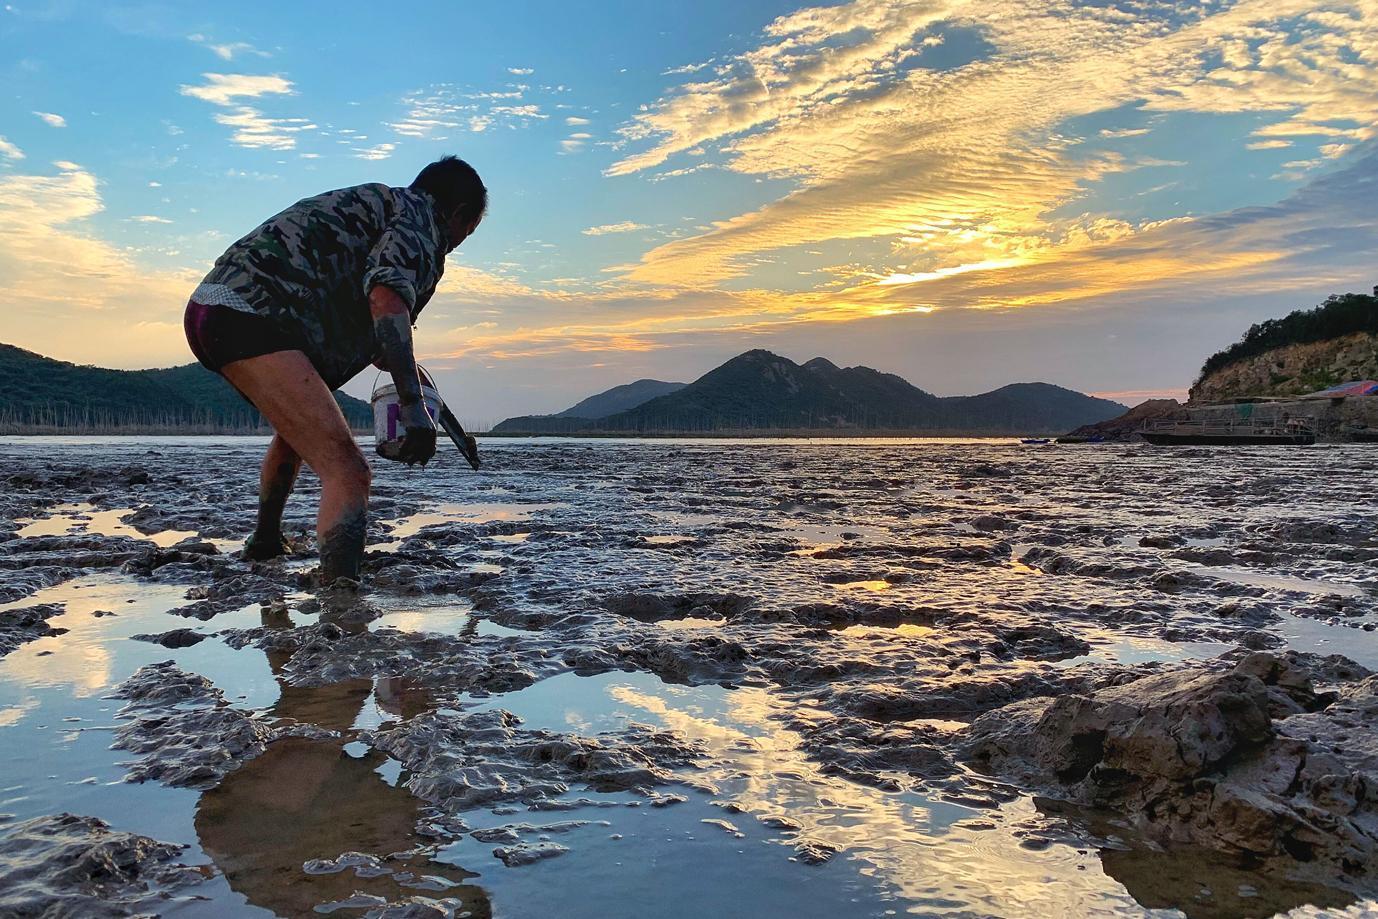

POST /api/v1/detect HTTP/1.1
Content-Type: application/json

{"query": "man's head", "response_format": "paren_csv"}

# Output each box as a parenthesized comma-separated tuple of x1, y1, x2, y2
(410, 155, 487, 251)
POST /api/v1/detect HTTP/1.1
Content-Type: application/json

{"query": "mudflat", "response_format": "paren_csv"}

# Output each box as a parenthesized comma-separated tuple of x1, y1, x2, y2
(0, 436, 1375, 918)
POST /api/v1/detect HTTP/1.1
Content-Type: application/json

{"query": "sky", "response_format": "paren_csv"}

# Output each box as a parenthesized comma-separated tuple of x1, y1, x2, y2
(1, 0, 1376, 425)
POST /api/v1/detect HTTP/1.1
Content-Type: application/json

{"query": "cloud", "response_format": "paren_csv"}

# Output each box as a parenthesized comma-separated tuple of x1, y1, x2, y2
(0, 162, 198, 367)
(388, 89, 467, 137)
(127, 215, 172, 223)
(491, 104, 545, 120)
(354, 142, 396, 161)
(1100, 127, 1148, 138)
(188, 33, 270, 61)
(564, 116, 591, 126)
(508, 67, 534, 75)
(605, 0, 1378, 293)
(179, 72, 291, 106)
(583, 221, 650, 236)
(388, 84, 558, 140)
(0, 136, 23, 160)
(180, 73, 308, 149)
(33, 111, 66, 128)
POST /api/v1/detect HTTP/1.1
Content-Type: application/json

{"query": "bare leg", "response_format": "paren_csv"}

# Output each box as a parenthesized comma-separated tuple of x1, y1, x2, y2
(244, 434, 302, 560)
(222, 351, 371, 583)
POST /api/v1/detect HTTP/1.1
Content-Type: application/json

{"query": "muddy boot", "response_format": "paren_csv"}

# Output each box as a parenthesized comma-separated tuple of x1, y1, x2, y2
(243, 531, 293, 561)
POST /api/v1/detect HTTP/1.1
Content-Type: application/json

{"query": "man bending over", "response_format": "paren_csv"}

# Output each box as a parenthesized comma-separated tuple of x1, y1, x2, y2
(184, 155, 486, 584)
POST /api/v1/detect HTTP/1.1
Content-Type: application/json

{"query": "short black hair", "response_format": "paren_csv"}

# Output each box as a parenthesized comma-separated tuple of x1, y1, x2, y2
(411, 155, 487, 224)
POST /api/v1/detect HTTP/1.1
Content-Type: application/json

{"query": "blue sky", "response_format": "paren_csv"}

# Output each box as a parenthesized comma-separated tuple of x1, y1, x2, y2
(2, 0, 1375, 423)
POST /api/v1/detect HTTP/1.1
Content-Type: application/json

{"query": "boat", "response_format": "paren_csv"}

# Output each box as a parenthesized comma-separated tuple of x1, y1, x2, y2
(1140, 419, 1316, 446)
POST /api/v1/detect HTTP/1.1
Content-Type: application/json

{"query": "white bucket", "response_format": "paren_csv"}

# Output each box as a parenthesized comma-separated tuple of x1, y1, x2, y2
(372, 370, 444, 460)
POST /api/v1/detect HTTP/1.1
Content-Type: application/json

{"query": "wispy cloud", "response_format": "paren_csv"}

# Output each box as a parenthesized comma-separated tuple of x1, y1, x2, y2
(354, 142, 396, 161)
(508, 67, 534, 75)
(33, 111, 65, 128)
(0, 161, 197, 366)
(388, 89, 467, 138)
(565, 116, 591, 126)
(0, 136, 23, 160)
(180, 73, 310, 149)
(583, 221, 649, 236)
(605, 0, 1378, 296)
(127, 215, 172, 223)
(560, 132, 592, 153)
(1100, 127, 1148, 139)
(188, 33, 270, 61)
(180, 72, 290, 106)
(388, 84, 554, 141)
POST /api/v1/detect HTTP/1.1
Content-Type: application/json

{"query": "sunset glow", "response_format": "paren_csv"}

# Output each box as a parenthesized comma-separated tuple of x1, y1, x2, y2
(2, 0, 1375, 419)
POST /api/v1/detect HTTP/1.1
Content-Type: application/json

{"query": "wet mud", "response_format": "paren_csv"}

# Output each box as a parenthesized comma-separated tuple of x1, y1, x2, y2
(1, 437, 1376, 916)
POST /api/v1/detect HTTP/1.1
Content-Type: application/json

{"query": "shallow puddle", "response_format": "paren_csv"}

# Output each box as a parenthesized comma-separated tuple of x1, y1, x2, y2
(1194, 565, 1368, 598)
(831, 580, 892, 592)
(449, 671, 1187, 918)
(16, 502, 207, 549)
(657, 616, 726, 631)
(379, 501, 565, 544)
(1053, 633, 1236, 669)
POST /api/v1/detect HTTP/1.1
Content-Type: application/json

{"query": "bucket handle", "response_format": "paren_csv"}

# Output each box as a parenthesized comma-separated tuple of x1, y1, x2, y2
(371, 363, 437, 396)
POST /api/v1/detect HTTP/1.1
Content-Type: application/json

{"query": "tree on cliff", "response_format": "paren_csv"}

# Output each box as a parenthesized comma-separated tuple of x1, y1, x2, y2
(1197, 288, 1378, 385)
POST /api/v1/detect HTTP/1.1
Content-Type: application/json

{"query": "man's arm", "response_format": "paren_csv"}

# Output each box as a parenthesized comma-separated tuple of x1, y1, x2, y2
(369, 284, 436, 465)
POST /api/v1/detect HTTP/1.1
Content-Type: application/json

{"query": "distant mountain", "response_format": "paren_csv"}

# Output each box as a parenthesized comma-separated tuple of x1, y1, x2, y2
(492, 350, 1126, 435)
(554, 379, 686, 418)
(0, 343, 372, 432)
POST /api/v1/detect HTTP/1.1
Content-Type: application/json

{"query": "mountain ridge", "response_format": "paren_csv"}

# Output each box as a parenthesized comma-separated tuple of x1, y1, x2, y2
(0, 343, 372, 432)
(493, 350, 1125, 435)
(554, 378, 686, 418)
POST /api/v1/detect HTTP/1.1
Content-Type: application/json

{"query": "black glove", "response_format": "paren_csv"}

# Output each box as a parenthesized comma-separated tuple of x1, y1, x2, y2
(397, 424, 437, 466)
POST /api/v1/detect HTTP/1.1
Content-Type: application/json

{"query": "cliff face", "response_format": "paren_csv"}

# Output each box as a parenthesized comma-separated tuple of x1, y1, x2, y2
(1190, 331, 1378, 402)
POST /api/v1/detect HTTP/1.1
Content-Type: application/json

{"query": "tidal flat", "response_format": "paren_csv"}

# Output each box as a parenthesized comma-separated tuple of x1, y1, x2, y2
(0, 436, 1375, 918)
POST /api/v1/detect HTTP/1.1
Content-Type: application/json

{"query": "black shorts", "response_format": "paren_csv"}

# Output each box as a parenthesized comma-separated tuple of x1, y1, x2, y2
(183, 300, 302, 373)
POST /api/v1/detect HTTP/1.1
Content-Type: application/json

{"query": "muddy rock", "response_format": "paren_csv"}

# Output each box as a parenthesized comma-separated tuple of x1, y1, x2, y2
(130, 628, 206, 648)
(0, 812, 207, 917)
(0, 565, 81, 605)
(234, 622, 548, 693)
(0, 603, 66, 657)
(492, 840, 570, 866)
(604, 591, 755, 622)
(109, 661, 328, 788)
(963, 652, 1378, 882)
(170, 570, 290, 619)
(364, 708, 705, 812)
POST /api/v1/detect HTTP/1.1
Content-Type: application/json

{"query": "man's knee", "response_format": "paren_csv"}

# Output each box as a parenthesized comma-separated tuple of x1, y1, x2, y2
(320, 442, 371, 494)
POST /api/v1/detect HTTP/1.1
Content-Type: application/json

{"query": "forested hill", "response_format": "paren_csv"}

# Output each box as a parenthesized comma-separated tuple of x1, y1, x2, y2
(494, 350, 1126, 435)
(1191, 288, 1378, 401)
(1196, 290, 1378, 382)
(0, 343, 372, 432)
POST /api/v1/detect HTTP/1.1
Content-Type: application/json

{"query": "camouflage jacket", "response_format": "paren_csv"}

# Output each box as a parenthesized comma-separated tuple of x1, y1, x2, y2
(195, 183, 449, 388)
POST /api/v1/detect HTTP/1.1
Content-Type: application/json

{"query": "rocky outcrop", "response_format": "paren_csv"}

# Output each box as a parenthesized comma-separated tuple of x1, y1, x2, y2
(1062, 398, 1185, 441)
(1192, 332, 1378, 402)
(962, 652, 1378, 886)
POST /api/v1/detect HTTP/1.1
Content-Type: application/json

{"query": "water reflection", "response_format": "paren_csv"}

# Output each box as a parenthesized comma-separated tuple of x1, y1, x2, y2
(15, 502, 203, 548)
(194, 609, 491, 917)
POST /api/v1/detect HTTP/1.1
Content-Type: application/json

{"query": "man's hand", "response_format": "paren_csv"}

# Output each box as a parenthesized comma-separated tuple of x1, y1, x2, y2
(396, 401, 437, 466)
(369, 284, 436, 466)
